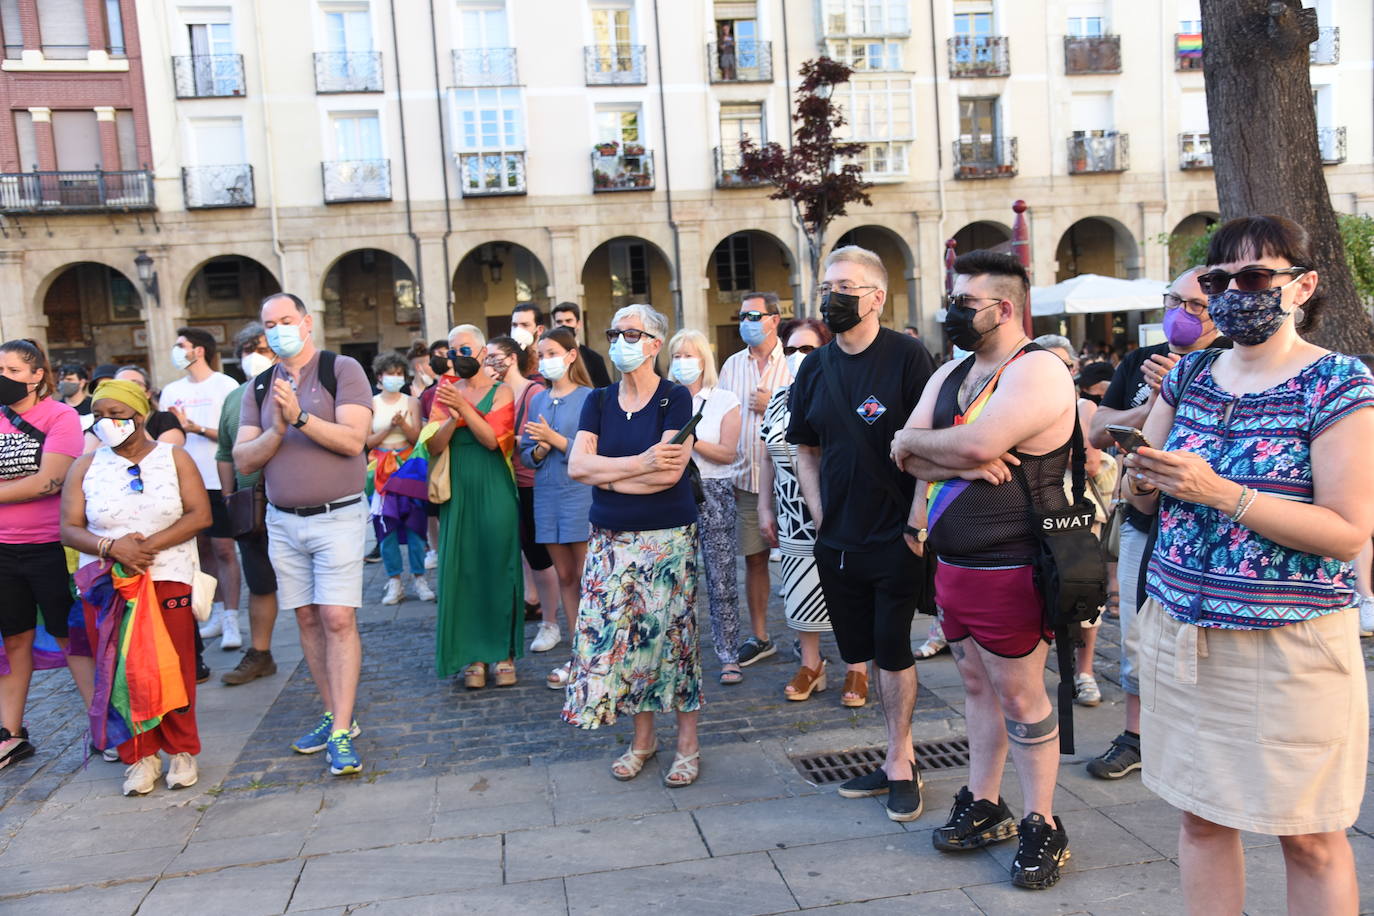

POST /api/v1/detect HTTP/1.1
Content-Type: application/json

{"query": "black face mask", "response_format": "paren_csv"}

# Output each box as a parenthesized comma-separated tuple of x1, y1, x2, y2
(943, 301, 997, 352)
(1081, 392, 1102, 405)
(428, 355, 451, 377)
(0, 375, 31, 406)
(820, 291, 863, 335)
(445, 348, 481, 380)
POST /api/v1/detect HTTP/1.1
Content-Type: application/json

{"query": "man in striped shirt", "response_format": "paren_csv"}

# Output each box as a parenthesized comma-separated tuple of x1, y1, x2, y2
(718, 291, 792, 666)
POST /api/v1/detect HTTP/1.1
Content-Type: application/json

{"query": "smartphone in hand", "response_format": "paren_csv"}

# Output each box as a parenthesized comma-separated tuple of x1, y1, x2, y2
(1106, 424, 1154, 454)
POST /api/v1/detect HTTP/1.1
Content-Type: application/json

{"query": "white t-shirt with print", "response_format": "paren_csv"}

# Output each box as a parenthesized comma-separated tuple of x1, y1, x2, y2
(159, 371, 240, 491)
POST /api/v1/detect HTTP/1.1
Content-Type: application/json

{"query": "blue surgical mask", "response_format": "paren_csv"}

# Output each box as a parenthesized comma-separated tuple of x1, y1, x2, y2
(539, 356, 568, 381)
(171, 346, 193, 371)
(266, 323, 305, 358)
(380, 374, 405, 393)
(609, 335, 648, 373)
(1206, 275, 1302, 346)
(739, 318, 768, 348)
(670, 357, 702, 385)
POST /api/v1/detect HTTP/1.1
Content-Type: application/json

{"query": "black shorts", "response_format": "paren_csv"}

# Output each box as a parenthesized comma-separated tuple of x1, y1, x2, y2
(0, 541, 74, 639)
(207, 490, 233, 539)
(813, 538, 923, 671)
(518, 485, 553, 571)
(234, 527, 277, 596)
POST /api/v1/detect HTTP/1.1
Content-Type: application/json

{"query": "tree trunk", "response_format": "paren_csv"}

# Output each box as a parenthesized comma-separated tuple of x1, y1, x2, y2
(1201, 0, 1374, 354)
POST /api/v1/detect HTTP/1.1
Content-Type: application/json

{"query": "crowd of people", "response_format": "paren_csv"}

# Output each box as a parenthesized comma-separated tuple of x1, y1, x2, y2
(0, 215, 1369, 908)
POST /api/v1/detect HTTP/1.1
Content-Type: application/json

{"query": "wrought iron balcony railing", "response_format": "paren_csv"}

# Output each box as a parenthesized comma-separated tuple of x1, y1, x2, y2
(1175, 33, 1203, 71)
(0, 169, 154, 213)
(1309, 26, 1339, 64)
(321, 159, 391, 203)
(583, 45, 646, 85)
(714, 147, 768, 189)
(948, 35, 1009, 78)
(707, 40, 773, 83)
(451, 48, 518, 86)
(458, 152, 526, 196)
(172, 54, 245, 98)
(1178, 132, 1212, 170)
(1318, 126, 1346, 165)
(1063, 35, 1121, 74)
(591, 150, 654, 192)
(182, 164, 254, 208)
(953, 136, 1018, 179)
(1068, 131, 1129, 174)
(313, 51, 383, 93)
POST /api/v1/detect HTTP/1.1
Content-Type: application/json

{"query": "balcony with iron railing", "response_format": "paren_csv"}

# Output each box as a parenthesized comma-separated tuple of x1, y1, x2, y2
(1068, 131, 1129, 174)
(172, 54, 245, 98)
(1318, 126, 1346, 165)
(451, 47, 519, 86)
(714, 147, 768, 189)
(458, 152, 526, 196)
(1310, 26, 1339, 64)
(707, 40, 773, 82)
(583, 45, 646, 85)
(321, 159, 391, 203)
(948, 35, 1009, 78)
(182, 164, 254, 209)
(591, 148, 654, 191)
(313, 51, 383, 93)
(0, 169, 154, 213)
(1063, 35, 1121, 74)
(1178, 132, 1212, 170)
(1175, 33, 1203, 70)
(953, 136, 1018, 179)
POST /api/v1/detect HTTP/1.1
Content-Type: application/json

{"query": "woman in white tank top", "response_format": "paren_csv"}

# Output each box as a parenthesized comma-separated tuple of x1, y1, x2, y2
(366, 353, 428, 606)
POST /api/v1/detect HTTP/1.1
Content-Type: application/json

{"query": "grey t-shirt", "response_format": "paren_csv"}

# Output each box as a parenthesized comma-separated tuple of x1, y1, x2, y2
(239, 351, 373, 509)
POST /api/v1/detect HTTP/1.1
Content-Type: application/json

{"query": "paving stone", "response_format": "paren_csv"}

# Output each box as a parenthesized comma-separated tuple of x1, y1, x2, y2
(661, 742, 793, 809)
(431, 799, 555, 839)
(140, 860, 303, 916)
(193, 788, 324, 841)
(168, 830, 307, 873)
(0, 845, 183, 897)
(288, 836, 503, 910)
(963, 859, 1182, 914)
(565, 851, 797, 915)
(981, 806, 1165, 874)
(315, 775, 436, 825)
(3, 805, 202, 864)
(692, 792, 901, 856)
(435, 765, 551, 810)
(345, 878, 568, 914)
(0, 879, 154, 915)
(504, 810, 710, 883)
(1237, 833, 1374, 916)
(548, 756, 678, 825)
(795, 888, 982, 914)
(302, 815, 432, 856)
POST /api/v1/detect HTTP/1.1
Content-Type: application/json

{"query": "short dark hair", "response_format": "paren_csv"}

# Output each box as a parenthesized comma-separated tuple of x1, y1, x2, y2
(952, 250, 1031, 310)
(91, 363, 119, 384)
(262, 292, 307, 314)
(1206, 214, 1322, 333)
(373, 352, 409, 378)
(512, 302, 544, 326)
(741, 291, 781, 314)
(551, 301, 581, 320)
(405, 340, 429, 360)
(233, 321, 266, 357)
(177, 327, 218, 362)
(429, 338, 449, 356)
(0, 338, 54, 399)
(58, 362, 88, 380)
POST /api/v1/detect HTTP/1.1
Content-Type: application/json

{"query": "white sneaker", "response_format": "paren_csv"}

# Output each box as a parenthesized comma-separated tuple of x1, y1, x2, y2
(1074, 672, 1102, 707)
(411, 575, 436, 601)
(530, 622, 560, 652)
(219, 610, 242, 650)
(122, 754, 162, 796)
(424, 549, 438, 570)
(1359, 595, 1374, 637)
(381, 578, 404, 606)
(198, 603, 223, 639)
(166, 752, 198, 790)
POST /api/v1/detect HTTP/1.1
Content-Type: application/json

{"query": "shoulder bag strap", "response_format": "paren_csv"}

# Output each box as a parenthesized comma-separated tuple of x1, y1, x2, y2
(816, 343, 908, 510)
(1, 405, 46, 447)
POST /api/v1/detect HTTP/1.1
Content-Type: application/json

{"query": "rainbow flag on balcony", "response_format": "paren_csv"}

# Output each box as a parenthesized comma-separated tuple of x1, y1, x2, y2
(1176, 33, 1203, 58)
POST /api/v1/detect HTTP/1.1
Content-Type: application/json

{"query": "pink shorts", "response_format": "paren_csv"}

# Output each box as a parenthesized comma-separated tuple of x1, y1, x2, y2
(935, 561, 1051, 658)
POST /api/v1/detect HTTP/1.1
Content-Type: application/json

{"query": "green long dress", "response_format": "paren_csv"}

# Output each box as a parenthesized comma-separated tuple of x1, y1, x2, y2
(434, 384, 524, 677)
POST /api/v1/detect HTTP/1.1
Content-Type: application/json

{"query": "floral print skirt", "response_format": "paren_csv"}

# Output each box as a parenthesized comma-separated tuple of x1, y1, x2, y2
(563, 524, 702, 729)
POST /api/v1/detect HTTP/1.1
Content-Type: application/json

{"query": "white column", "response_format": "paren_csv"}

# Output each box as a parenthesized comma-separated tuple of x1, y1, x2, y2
(0, 252, 31, 343)
(418, 234, 452, 343)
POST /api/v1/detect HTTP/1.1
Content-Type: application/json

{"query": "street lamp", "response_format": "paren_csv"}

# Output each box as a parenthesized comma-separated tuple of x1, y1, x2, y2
(133, 250, 160, 307)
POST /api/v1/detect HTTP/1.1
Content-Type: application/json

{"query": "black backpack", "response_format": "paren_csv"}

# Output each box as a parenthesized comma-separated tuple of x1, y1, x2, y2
(252, 350, 339, 412)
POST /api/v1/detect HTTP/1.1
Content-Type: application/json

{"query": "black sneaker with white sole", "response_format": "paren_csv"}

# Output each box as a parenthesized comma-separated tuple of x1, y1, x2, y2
(0, 727, 34, 771)
(933, 786, 1019, 851)
(885, 771, 924, 822)
(736, 636, 776, 667)
(1010, 812, 1071, 889)
(1086, 731, 1142, 780)
(836, 766, 890, 798)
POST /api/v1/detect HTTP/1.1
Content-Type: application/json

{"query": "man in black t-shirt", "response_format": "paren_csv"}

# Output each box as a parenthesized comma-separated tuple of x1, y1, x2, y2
(552, 302, 612, 388)
(1084, 266, 1225, 781)
(788, 245, 935, 823)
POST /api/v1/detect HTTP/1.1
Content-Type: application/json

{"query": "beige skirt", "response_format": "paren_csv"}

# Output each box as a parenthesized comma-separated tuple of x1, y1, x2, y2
(1137, 598, 1368, 835)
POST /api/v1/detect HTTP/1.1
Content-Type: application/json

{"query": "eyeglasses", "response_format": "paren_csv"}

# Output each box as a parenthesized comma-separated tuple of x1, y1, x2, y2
(945, 294, 1004, 311)
(127, 464, 144, 494)
(446, 346, 473, 360)
(735, 310, 778, 323)
(783, 345, 817, 356)
(816, 283, 877, 297)
(1162, 293, 1209, 316)
(1196, 267, 1308, 296)
(605, 328, 657, 344)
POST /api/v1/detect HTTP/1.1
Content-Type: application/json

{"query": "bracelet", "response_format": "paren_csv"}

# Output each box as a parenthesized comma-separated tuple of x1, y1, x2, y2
(1228, 485, 1249, 521)
(1231, 486, 1258, 524)
(97, 537, 112, 559)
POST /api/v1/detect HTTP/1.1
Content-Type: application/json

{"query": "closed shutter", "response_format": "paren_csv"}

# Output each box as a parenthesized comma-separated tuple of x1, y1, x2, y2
(714, 2, 757, 19)
(52, 110, 101, 171)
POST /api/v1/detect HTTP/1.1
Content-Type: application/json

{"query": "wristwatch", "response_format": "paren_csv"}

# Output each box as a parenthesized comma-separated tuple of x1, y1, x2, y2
(293, 410, 309, 429)
(903, 524, 928, 543)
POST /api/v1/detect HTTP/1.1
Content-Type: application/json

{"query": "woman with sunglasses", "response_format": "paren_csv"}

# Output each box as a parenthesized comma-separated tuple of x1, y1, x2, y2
(565, 304, 702, 787)
(758, 319, 869, 704)
(1126, 215, 1373, 913)
(61, 379, 211, 796)
(430, 325, 523, 689)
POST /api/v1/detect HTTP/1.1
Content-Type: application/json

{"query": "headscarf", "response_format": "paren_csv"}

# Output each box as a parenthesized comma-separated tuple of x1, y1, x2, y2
(91, 379, 151, 417)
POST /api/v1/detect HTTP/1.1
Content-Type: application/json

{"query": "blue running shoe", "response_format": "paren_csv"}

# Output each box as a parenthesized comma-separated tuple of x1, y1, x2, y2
(326, 730, 361, 776)
(291, 713, 361, 754)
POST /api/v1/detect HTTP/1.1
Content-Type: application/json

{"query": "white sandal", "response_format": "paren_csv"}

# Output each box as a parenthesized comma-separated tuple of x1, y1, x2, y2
(611, 746, 656, 781)
(663, 750, 700, 788)
(546, 662, 572, 690)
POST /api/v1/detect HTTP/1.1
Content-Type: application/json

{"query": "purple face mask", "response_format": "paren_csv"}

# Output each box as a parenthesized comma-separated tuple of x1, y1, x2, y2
(1162, 307, 1203, 348)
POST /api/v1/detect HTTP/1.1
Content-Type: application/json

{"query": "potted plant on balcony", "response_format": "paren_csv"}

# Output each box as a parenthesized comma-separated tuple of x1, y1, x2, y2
(623, 142, 645, 157)
(633, 172, 651, 188)
(593, 169, 611, 189)
(594, 141, 619, 157)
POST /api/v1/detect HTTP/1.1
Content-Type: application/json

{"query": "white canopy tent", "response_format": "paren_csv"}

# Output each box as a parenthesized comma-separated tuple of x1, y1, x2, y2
(1030, 274, 1168, 318)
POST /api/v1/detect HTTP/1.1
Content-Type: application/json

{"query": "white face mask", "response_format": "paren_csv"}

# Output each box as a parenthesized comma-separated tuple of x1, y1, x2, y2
(539, 356, 568, 382)
(93, 417, 137, 449)
(510, 326, 535, 348)
(240, 351, 275, 379)
(786, 351, 807, 377)
(670, 357, 702, 385)
(171, 346, 194, 371)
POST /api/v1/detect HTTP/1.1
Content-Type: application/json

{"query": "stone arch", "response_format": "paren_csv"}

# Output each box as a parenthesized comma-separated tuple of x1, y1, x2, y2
(1054, 215, 1141, 281)
(1166, 211, 1221, 276)
(703, 229, 797, 357)
(38, 260, 144, 368)
(580, 235, 677, 338)
(951, 219, 1013, 255)
(451, 240, 553, 337)
(829, 224, 916, 328)
(319, 248, 421, 376)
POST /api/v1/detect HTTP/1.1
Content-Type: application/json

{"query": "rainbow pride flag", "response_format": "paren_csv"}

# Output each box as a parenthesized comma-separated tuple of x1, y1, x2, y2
(1176, 33, 1203, 58)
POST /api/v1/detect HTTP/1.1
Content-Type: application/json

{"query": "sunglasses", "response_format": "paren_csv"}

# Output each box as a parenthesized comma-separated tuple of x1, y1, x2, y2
(1196, 267, 1307, 296)
(783, 345, 816, 356)
(605, 328, 657, 344)
(127, 464, 144, 494)
(736, 310, 777, 323)
(446, 346, 473, 360)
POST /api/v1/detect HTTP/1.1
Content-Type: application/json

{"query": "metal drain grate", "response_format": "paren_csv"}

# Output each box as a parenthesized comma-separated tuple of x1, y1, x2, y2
(792, 737, 971, 785)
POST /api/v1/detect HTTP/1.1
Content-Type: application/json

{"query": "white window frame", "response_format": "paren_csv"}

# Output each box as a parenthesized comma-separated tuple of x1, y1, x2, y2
(448, 86, 525, 152)
(825, 38, 904, 72)
(185, 116, 246, 166)
(718, 101, 764, 171)
(593, 103, 644, 146)
(453, 0, 510, 49)
(325, 108, 385, 161)
(587, 0, 636, 48)
(314, 1, 376, 54)
(858, 141, 909, 179)
(822, 0, 909, 37)
(834, 77, 913, 142)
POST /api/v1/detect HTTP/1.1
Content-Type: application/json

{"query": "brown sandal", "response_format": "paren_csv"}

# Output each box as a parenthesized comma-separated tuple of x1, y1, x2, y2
(492, 660, 517, 687)
(841, 669, 868, 708)
(463, 662, 487, 689)
(784, 662, 827, 701)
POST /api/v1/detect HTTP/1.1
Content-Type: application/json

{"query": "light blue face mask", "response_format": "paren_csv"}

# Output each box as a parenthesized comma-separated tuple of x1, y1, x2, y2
(670, 357, 702, 385)
(539, 356, 568, 381)
(380, 374, 405, 393)
(266, 323, 305, 358)
(739, 318, 768, 348)
(171, 346, 194, 371)
(609, 335, 648, 373)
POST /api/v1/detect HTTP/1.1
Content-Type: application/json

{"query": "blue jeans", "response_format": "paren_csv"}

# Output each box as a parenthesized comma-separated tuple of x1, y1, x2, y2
(381, 527, 426, 578)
